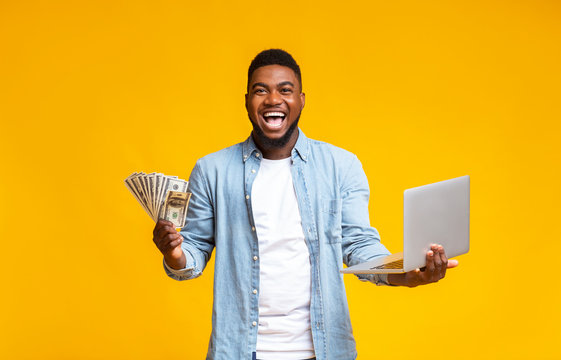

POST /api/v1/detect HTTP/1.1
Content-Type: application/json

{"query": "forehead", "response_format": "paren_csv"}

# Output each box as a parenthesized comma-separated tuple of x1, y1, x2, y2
(249, 65, 300, 88)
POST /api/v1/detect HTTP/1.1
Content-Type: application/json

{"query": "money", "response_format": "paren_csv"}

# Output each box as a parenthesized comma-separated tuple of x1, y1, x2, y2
(124, 172, 191, 227)
(160, 191, 192, 228)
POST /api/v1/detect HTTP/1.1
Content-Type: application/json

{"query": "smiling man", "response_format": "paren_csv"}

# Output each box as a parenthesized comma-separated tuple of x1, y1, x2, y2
(152, 49, 457, 360)
(246, 55, 304, 156)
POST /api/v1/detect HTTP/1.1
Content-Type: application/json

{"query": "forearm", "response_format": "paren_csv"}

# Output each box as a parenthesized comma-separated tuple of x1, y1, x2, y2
(164, 251, 186, 270)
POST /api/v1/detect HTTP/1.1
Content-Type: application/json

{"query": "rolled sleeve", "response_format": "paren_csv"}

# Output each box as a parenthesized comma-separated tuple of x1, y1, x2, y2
(162, 245, 196, 281)
(357, 273, 397, 286)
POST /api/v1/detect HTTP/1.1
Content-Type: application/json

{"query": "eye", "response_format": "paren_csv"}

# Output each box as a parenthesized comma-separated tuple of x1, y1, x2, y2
(280, 88, 293, 94)
(254, 88, 266, 94)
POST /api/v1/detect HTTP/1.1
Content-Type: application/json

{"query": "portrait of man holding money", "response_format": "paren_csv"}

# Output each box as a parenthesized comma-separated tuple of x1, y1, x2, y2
(151, 49, 458, 360)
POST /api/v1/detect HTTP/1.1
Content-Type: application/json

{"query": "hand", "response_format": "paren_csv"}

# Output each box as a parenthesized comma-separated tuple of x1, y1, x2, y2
(387, 244, 459, 287)
(153, 219, 185, 269)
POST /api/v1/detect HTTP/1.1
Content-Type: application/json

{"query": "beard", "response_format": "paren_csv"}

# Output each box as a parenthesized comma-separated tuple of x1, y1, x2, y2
(250, 113, 300, 149)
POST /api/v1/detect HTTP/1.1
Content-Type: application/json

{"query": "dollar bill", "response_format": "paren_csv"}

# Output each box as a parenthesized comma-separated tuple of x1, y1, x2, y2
(156, 176, 189, 217)
(159, 191, 191, 228)
(124, 175, 153, 219)
(124, 172, 190, 224)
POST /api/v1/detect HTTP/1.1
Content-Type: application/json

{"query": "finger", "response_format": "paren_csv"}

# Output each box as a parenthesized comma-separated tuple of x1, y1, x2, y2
(425, 250, 436, 273)
(164, 235, 182, 252)
(438, 245, 449, 280)
(437, 250, 447, 281)
(433, 246, 443, 269)
(169, 238, 183, 249)
(416, 251, 433, 283)
(159, 219, 174, 227)
(430, 243, 440, 262)
(438, 245, 448, 267)
(154, 227, 175, 246)
(162, 233, 182, 251)
(447, 259, 459, 268)
(156, 225, 178, 242)
(154, 228, 179, 248)
(153, 219, 174, 235)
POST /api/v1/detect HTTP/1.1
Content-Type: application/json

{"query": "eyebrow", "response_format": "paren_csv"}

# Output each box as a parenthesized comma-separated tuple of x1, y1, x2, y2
(278, 81, 295, 88)
(251, 81, 295, 90)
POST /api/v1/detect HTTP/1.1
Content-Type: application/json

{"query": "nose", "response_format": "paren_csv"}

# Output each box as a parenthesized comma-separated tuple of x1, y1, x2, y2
(264, 90, 282, 106)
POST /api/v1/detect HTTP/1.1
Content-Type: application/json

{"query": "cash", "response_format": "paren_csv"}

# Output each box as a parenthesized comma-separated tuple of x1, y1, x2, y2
(124, 172, 191, 228)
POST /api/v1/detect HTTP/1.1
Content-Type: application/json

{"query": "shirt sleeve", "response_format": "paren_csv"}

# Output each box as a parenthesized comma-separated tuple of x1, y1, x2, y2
(340, 154, 396, 286)
(163, 160, 216, 281)
(163, 254, 195, 279)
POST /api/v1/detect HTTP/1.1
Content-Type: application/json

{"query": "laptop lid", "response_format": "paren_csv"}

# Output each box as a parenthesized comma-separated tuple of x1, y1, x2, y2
(402, 175, 470, 272)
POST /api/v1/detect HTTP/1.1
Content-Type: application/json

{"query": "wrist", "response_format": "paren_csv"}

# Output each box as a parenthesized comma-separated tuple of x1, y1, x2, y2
(164, 252, 186, 270)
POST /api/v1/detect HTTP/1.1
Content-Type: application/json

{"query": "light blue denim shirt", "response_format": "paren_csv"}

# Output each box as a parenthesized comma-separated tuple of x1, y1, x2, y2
(163, 129, 391, 360)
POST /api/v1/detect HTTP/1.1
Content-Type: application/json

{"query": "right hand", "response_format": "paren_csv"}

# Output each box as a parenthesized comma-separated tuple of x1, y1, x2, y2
(153, 219, 184, 264)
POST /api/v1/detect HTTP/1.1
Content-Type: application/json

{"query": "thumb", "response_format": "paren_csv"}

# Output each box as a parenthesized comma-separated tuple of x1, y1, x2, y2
(447, 259, 459, 268)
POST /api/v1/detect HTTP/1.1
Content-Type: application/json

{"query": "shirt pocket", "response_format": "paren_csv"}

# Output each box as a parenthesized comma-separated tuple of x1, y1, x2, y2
(321, 198, 343, 243)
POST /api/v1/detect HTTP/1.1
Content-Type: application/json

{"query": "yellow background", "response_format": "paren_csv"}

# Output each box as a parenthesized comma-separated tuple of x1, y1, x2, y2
(1, 0, 560, 359)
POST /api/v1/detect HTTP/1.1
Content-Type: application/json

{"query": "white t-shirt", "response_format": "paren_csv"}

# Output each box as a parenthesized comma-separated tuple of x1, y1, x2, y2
(251, 157, 315, 360)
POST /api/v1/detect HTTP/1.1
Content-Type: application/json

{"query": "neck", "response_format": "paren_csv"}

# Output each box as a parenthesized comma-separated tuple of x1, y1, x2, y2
(252, 130, 299, 160)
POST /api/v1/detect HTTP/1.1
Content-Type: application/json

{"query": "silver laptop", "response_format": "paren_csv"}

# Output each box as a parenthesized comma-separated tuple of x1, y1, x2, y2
(340, 175, 470, 274)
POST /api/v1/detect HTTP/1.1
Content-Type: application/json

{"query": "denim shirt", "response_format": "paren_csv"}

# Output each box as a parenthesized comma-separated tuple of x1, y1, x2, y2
(163, 129, 391, 360)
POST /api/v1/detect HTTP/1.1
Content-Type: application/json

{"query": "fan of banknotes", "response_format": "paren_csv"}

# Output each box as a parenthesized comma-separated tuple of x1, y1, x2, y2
(124, 172, 192, 228)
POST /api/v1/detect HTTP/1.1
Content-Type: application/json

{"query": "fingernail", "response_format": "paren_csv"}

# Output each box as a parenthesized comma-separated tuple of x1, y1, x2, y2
(428, 251, 433, 256)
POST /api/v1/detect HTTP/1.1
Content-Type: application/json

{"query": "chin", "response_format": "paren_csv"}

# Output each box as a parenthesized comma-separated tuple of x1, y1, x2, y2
(250, 116, 300, 149)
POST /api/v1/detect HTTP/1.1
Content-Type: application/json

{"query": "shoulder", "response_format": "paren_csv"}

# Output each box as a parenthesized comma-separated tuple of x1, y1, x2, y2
(194, 142, 244, 171)
(307, 136, 360, 165)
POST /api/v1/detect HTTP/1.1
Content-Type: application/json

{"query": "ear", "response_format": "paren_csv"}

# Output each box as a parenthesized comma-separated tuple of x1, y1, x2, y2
(245, 93, 248, 111)
(300, 92, 306, 111)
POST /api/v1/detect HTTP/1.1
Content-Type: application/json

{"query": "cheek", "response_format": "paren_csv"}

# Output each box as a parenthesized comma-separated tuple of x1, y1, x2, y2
(288, 99, 302, 113)
(248, 99, 261, 113)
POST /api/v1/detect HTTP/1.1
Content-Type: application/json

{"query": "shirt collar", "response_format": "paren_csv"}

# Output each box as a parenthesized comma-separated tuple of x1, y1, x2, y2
(242, 128, 309, 163)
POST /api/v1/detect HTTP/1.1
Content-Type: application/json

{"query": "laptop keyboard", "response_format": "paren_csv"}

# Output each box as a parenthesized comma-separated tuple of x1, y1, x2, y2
(370, 259, 403, 270)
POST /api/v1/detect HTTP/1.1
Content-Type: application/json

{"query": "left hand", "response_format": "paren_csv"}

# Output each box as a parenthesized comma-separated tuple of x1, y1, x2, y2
(387, 244, 459, 287)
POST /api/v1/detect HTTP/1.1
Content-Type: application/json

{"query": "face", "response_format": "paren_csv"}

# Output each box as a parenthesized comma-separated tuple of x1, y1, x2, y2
(246, 65, 305, 148)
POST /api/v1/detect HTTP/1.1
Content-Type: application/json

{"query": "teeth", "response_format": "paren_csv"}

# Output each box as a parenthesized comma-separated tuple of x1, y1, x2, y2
(263, 112, 285, 117)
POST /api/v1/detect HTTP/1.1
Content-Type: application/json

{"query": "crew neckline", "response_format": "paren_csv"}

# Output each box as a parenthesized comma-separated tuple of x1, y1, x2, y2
(260, 157, 292, 164)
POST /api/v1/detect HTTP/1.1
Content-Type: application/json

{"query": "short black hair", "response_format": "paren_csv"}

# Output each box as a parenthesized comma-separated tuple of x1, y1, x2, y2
(247, 49, 302, 91)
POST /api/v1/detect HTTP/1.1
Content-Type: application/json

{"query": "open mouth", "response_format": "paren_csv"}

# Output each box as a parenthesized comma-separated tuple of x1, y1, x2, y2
(262, 111, 286, 129)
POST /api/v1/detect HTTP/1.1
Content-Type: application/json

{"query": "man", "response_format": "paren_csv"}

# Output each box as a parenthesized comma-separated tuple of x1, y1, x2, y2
(152, 49, 458, 360)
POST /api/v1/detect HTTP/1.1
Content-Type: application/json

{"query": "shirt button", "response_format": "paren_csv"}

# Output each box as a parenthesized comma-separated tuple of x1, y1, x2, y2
(251, 226, 255, 232)
(255, 153, 260, 157)
(252, 321, 257, 326)
(251, 169, 256, 173)
(253, 256, 258, 261)
(253, 289, 258, 294)
(246, 195, 250, 200)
